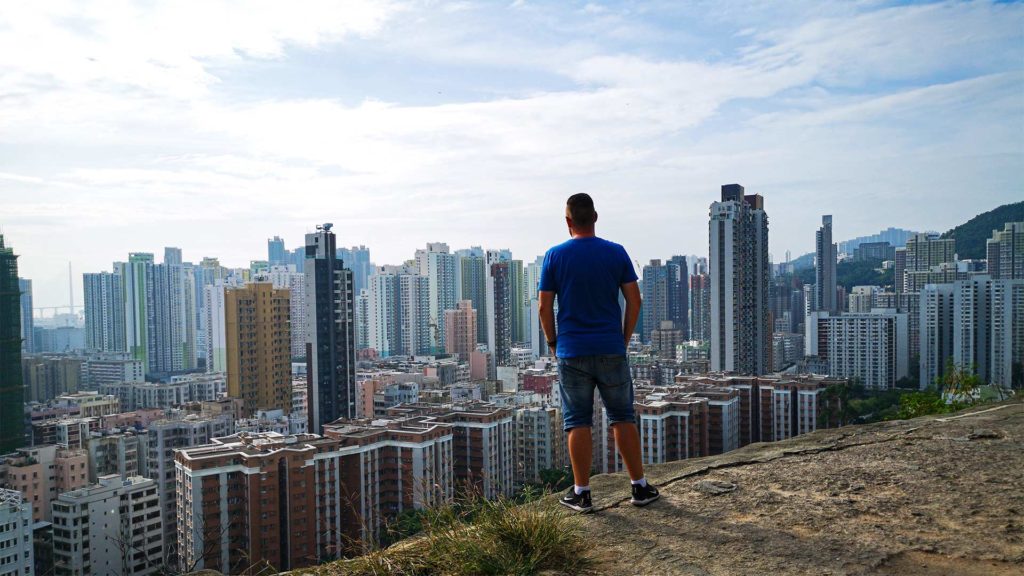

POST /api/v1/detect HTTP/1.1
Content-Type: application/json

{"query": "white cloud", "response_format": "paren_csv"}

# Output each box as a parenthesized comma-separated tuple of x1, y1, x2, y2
(0, 1, 1020, 308)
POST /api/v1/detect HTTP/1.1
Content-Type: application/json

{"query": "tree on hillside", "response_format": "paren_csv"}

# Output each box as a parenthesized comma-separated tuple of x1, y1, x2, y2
(941, 201, 1024, 259)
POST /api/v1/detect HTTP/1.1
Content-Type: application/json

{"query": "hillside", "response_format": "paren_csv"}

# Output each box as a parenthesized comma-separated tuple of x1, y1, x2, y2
(795, 259, 894, 292)
(942, 201, 1024, 259)
(575, 400, 1023, 575)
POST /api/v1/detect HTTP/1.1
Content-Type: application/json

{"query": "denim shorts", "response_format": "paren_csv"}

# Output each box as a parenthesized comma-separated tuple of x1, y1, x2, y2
(557, 354, 635, 431)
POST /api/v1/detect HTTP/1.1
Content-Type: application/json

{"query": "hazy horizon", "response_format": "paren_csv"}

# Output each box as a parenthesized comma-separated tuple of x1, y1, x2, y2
(2, 1, 1021, 309)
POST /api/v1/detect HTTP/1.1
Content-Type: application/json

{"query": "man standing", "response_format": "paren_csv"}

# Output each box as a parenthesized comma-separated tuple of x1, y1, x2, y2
(539, 193, 659, 513)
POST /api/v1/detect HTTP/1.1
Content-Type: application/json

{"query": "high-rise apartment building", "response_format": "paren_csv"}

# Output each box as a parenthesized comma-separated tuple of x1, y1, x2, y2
(919, 283, 956, 389)
(0, 235, 25, 454)
(51, 475, 163, 576)
(986, 222, 1023, 280)
(415, 243, 458, 351)
(17, 278, 32, 355)
(951, 276, 1023, 388)
(513, 406, 565, 485)
(146, 414, 233, 566)
(990, 279, 1024, 388)
(689, 273, 710, 343)
(635, 395, 708, 464)
(84, 271, 126, 353)
(641, 260, 671, 342)
(900, 233, 955, 292)
(0, 489, 33, 576)
(667, 255, 689, 338)
(367, 265, 431, 357)
(225, 282, 292, 416)
(444, 300, 477, 360)
(814, 215, 838, 313)
(508, 260, 527, 345)
(261, 265, 306, 359)
(814, 311, 909, 390)
(486, 262, 513, 372)
(304, 225, 356, 433)
(119, 253, 153, 370)
(709, 184, 771, 374)
(355, 289, 370, 350)
(460, 255, 488, 344)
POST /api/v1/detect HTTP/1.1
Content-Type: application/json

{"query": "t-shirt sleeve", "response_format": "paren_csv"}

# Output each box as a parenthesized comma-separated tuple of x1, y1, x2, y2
(538, 249, 557, 292)
(619, 246, 638, 284)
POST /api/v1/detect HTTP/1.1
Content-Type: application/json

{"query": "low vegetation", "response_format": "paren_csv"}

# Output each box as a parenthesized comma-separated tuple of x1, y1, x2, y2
(309, 490, 592, 576)
(819, 361, 1013, 427)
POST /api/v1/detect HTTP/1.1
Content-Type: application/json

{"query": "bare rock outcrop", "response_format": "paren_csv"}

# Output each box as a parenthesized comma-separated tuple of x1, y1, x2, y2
(578, 400, 1023, 575)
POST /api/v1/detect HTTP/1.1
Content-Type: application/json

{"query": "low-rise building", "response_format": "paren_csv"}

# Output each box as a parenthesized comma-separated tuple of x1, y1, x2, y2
(0, 489, 33, 576)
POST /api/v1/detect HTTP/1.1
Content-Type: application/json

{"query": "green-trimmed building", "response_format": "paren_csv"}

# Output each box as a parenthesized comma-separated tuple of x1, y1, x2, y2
(0, 234, 26, 453)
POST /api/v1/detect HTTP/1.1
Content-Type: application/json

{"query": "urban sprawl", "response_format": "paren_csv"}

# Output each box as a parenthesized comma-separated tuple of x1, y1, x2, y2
(0, 184, 1021, 575)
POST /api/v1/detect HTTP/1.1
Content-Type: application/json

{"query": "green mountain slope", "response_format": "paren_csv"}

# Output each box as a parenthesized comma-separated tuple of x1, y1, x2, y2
(942, 201, 1024, 260)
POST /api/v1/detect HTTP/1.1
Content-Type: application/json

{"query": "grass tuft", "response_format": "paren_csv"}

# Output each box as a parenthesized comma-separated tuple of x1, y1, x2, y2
(307, 491, 592, 576)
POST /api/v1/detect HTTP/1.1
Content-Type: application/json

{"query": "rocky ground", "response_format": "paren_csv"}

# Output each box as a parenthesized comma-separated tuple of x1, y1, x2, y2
(578, 400, 1024, 575)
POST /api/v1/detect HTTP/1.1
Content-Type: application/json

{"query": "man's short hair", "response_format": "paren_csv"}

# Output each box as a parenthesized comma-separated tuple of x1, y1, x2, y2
(566, 193, 596, 228)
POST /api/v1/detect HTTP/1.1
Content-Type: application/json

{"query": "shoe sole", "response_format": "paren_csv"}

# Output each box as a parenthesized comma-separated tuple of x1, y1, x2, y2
(631, 493, 660, 507)
(558, 500, 594, 514)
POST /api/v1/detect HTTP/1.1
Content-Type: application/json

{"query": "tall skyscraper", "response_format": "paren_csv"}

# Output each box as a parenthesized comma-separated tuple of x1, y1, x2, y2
(0, 235, 26, 453)
(268, 235, 287, 266)
(668, 255, 689, 338)
(120, 252, 153, 370)
(460, 255, 488, 344)
(709, 184, 771, 374)
(84, 271, 126, 352)
(814, 215, 838, 313)
(305, 224, 356, 432)
(416, 243, 458, 351)
(689, 273, 711, 343)
(487, 261, 513, 371)
(18, 278, 33, 354)
(508, 259, 527, 344)
(225, 282, 292, 416)
(148, 260, 185, 374)
(986, 222, 1023, 279)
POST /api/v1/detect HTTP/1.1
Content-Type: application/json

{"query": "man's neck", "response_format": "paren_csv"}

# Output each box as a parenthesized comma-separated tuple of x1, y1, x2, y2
(571, 229, 597, 239)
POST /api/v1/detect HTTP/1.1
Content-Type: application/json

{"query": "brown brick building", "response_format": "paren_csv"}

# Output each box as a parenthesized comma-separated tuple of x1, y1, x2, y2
(225, 282, 292, 416)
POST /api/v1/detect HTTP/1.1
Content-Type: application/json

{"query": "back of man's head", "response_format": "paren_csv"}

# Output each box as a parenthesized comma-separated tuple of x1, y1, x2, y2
(566, 193, 596, 228)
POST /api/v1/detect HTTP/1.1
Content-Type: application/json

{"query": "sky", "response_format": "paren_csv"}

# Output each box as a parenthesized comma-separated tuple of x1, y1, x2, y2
(1, 0, 1021, 311)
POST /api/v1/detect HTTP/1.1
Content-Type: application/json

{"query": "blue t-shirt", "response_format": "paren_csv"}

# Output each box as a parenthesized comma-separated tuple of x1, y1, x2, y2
(538, 236, 638, 358)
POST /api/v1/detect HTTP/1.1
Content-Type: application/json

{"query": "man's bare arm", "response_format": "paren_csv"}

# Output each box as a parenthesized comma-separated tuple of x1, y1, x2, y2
(621, 281, 641, 346)
(539, 290, 557, 356)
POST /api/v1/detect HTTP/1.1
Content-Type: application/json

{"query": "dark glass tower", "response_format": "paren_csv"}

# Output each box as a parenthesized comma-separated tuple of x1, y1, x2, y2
(0, 235, 26, 452)
(304, 224, 356, 432)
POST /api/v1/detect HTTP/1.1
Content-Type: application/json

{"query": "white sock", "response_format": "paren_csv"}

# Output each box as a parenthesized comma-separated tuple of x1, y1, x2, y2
(574, 485, 590, 495)
(631, 477, 648, 487)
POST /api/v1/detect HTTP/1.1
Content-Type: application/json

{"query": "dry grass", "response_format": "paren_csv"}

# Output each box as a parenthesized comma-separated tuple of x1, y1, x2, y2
(304, 493, 592, 576)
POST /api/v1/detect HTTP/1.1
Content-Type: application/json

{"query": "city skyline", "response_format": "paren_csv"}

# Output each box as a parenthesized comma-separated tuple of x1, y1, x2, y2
(2, 0, 1021, 309)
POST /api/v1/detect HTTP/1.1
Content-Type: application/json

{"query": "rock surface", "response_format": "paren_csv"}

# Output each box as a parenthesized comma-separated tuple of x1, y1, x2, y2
(577, 400, 1024, 575)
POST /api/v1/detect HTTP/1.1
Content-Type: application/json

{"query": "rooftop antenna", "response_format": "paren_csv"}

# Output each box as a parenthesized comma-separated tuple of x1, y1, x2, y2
(68, 261, 74, 318)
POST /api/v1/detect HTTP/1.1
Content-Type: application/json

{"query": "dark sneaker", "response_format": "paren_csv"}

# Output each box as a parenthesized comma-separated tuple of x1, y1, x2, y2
(559, 487, 593, 513)
(631, 483, 660, 507)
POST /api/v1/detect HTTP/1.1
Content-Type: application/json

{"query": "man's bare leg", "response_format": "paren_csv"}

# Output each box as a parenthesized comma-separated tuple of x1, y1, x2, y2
(612, 422, 644, 481)
(567, 426, 593, 487)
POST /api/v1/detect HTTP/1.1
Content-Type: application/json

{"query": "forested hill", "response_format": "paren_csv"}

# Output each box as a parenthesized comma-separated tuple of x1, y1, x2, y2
(942, 201, 1024, 259)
